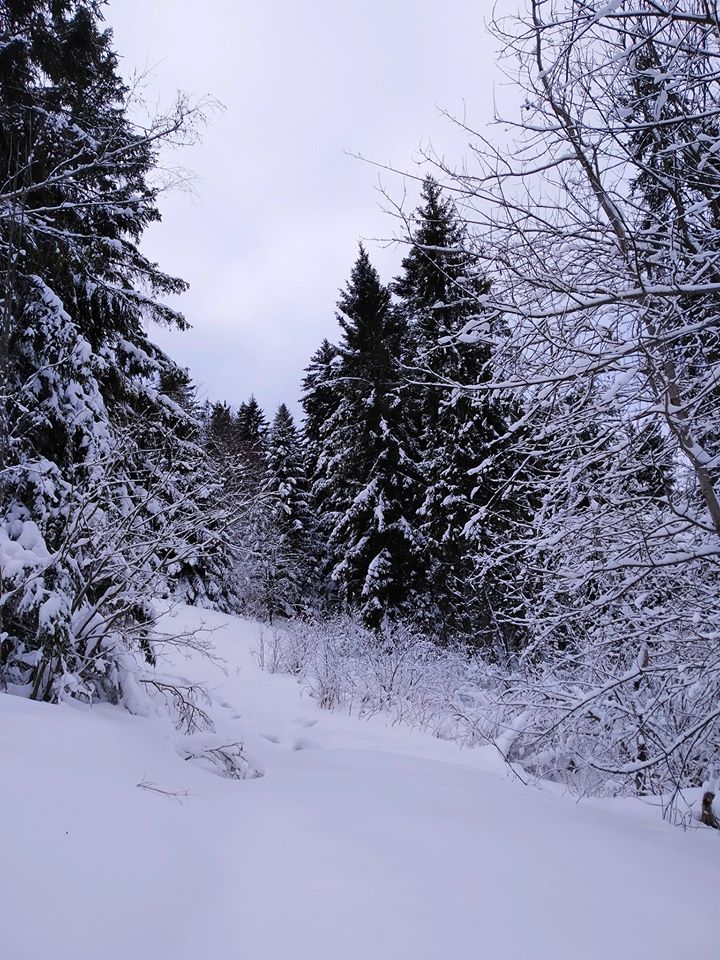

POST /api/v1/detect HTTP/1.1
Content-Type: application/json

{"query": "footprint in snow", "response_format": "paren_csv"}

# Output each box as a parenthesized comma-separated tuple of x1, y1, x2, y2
(259, 733, 281, 744)
(292, 737, 319, 751)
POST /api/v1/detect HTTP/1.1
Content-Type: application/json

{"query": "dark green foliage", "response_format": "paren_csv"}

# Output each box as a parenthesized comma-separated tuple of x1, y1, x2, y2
(243, 403, 319, 620)
(394, 177, 527, 648)
(301, 339, 341, 560)
(206, 402, 235, 456)
(234, 395, 268, 487)
(0, 1, 233, 702)
(630, 422, 675, 504)
(623, 33, 720, 471)
(264, 404, 312, 543)
(305, 246, 427, 630)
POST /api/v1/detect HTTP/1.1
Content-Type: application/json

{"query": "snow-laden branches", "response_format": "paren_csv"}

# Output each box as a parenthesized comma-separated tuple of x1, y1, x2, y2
(0, 421, 242, 704)
(380, 0, 720, 798)
(0, 2, 237, 714)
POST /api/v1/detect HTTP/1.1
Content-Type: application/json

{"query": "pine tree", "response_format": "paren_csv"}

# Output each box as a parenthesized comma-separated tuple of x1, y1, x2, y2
(315, 246, 426, 630)
(0, 1, 230, 702)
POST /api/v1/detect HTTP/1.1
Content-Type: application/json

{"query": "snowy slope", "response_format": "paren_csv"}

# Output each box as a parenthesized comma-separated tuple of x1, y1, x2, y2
(2, 604, 718, 960)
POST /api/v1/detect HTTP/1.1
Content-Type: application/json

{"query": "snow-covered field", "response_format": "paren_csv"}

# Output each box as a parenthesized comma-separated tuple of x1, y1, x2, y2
(3, 605, 718, 960)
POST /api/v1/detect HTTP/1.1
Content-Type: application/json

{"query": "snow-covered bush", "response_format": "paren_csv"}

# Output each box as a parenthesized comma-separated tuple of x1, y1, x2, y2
(1, 420, 234, 704)
(260, 610, 720, 815)
(257, 617, 501, 744)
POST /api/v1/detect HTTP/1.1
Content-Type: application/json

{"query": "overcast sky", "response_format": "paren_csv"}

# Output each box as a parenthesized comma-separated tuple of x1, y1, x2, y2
(105, 1, 504, 416)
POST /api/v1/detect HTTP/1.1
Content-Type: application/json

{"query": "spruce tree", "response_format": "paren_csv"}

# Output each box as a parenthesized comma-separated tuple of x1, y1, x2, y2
(623, 33, 720, 469)
(243, 404, 317, 620)
(316, 246, 426, 629)
(154, 370, 238, 611)
(206, 401, 235, 456)
(394, 176, 526, 647)
(302, 340, 340, 471)
(301, 339, 341, 551)
(264, 405, 312, 538)
(0, 1, 230, 701)
(234, 395, 268, 490)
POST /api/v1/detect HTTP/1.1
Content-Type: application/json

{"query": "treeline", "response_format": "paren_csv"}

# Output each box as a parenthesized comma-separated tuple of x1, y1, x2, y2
(201, 396, 318, 621)
(207, 178, 673, 657)
(204, 179, 533, 651)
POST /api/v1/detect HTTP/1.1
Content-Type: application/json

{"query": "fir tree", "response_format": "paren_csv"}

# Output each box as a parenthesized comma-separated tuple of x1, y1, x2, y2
(623, 33, 720, 471)
(206, 401, 235, 456)
(301, 339, 341, 552)
(265, 405, 312, 538)
(234, 395, 268, 490)
(302, 340, 340, 466)
(154, 371, 238, 611)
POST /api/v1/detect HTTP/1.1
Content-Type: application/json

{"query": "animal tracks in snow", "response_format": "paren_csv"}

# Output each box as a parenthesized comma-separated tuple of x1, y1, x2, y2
(255, 731, 322, 752)
(259, 733, 281, 744)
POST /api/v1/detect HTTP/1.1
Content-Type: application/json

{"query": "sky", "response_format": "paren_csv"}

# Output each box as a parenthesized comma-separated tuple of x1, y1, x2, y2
(105, 1, 505, 416)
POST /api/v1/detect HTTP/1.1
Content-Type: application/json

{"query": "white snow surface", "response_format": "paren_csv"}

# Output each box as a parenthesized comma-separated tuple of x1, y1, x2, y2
(3, 604, 718, 960)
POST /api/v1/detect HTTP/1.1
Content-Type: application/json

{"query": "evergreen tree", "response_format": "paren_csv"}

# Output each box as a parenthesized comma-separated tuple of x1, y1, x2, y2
(243, 404, 317, 620)
(233, 401, 249, 451)
(302, 340, 340, 470)
(155, 371, 238, 611)
(206, 401, 234, 456)
(630, 421, 675, 505)
(301, 339, 341, 560)
(315, 246, 426, 629)
(234, 395, 268, 490)
(0, 1, 231, 702)
(394, 177, 526, 647)
(265, 405, 312, 539)
(235, 395, 268, 451)
(623, 31, 720, 472)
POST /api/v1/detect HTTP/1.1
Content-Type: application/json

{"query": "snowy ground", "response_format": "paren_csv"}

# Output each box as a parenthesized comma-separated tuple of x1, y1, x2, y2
(3, 605, 719, 960)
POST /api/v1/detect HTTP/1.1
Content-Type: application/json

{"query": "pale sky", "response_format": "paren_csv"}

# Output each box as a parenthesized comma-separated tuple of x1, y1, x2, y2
(105, 1, 504, 416)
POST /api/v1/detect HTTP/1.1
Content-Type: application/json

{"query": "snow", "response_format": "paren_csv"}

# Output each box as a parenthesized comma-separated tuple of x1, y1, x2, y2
(0, 520, 50, 579)
(2, 603, 719, 960)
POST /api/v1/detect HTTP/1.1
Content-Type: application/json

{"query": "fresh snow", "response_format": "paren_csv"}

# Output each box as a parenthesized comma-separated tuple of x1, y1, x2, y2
(2, 603, 719, 960)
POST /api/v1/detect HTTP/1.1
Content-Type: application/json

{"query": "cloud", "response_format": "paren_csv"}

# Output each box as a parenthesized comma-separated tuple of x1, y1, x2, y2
(105, 0, 501, 417)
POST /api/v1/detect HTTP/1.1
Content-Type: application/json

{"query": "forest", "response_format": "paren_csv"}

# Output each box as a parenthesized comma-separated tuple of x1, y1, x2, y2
(2, 0, 720, 843)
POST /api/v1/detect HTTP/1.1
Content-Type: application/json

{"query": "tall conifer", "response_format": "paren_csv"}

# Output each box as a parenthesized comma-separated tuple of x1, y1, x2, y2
(394, 177, 524, 645)
(243, 404, 317, 619)
(317, 246, 426, 629)
(0, 1, 230, 700)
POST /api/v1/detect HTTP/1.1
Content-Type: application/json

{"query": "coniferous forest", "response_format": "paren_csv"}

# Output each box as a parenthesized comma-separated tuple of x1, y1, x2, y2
(2, 4, 720, 957)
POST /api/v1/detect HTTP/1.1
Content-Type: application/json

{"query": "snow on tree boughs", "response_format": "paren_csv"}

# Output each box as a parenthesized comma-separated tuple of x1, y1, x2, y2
(417, 0, 720, 801)
(0, 1, 233, 705)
